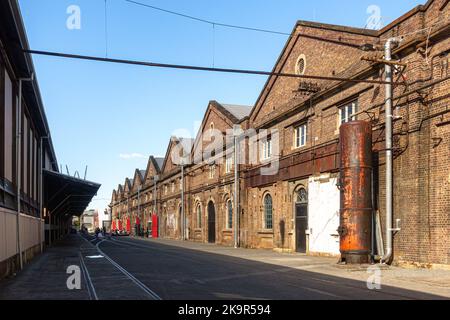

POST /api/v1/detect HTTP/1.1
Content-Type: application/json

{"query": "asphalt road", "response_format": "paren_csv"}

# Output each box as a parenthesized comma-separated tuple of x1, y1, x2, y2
(83, 236, 444, 300)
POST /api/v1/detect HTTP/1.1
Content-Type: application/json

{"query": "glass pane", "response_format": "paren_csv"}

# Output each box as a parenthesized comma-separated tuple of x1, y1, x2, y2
(264, 195, 273, 229)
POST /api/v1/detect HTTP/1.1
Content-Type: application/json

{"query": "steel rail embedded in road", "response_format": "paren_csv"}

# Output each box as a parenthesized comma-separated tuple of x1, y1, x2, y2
(78, 251, 99, 300)
(96, 239, 162, 300)
(79, 234, 162, 300)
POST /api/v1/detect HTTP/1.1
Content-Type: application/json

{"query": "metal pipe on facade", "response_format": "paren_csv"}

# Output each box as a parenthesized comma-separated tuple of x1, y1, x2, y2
(181, 165, 185, 240)
(16, 79, 23, 270)
(137, 185, 141, 236)
(153, 175, 159, 237)
(382, 37, 402, 264)
(234, 135, 240, 248)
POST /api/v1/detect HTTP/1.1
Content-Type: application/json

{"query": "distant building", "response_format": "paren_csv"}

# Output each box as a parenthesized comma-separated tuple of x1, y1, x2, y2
(81, 210, 99, 233)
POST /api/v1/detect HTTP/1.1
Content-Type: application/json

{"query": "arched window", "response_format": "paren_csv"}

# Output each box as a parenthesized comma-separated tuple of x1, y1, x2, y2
(296, 188, 308, 204)
(227, 200, 233, 229)
(197, 204, 202, 228)
(264, 194, 273, 229)
(295, 54, 307, 75)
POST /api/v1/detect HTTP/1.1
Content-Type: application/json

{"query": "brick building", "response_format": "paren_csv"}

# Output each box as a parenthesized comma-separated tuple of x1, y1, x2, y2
(111, 0, 449, 266)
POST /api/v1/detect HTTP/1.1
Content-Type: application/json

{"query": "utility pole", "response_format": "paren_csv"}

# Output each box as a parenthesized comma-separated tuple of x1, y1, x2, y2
(181, 164, 185, 240)
(153, 175, 159, 237)
(137, 185, 141, 236)
(233, 128, 240, 248)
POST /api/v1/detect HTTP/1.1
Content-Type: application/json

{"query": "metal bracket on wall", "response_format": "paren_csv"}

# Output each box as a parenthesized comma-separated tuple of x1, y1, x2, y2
(389, 219, 402, 235)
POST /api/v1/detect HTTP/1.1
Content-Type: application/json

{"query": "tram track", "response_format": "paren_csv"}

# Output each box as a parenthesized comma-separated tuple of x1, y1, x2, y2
(79, 234, 161, 300)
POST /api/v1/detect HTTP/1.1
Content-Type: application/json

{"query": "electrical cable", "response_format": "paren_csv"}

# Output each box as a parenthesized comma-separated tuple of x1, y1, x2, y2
(124, 0, 291, 36)
(24, 49, 397, 85)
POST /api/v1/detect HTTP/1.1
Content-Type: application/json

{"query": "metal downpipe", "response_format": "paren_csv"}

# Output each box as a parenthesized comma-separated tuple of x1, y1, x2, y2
(382, 37, 401, 264)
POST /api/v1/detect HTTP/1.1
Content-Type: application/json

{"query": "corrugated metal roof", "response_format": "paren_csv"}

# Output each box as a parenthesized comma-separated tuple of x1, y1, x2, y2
(220, 103, 252, 120)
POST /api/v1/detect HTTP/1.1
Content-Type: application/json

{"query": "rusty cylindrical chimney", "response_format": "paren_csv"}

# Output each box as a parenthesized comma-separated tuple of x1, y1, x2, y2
(338, 121, 373, 264)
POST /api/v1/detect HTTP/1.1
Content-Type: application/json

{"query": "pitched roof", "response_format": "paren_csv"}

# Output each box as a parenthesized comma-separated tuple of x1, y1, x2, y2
(154, 158, 164, 171)
(220, 103, 252, 121)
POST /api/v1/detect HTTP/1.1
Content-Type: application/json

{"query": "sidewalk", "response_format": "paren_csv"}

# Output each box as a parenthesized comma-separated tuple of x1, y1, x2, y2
(0, 234, 90, 300)
(130, 236, 450, 299)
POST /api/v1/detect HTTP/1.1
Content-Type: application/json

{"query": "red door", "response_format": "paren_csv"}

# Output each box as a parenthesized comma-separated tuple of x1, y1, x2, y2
(152, 214, 158, 238)
(126, 218, 131, 233)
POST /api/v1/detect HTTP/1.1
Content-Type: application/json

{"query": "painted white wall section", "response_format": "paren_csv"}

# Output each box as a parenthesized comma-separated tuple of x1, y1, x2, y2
(308, 176, 340, 255)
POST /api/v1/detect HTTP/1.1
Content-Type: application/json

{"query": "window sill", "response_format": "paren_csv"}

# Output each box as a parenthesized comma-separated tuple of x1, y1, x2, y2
(257, 230, 274, 235)
(292, 145, 307, 151)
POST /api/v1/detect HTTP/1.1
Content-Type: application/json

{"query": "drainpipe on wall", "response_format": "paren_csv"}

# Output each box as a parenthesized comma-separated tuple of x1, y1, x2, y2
(234, 133, 240, 248)
(153, 175, 159, 237)
(181, 164, 185, 240)
(137, 185, 141, 236)
(382, 37, 402, 264)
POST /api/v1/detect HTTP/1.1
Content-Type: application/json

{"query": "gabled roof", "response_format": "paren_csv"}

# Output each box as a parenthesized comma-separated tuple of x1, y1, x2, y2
(143, 155, 165, 182)
(160, 136, 194, 174)
(124, 178, 133, 192)
(247, 0, 441, 123)
(220, 103, 252, 121)
(132, 169, 145, 190)
(191, 101, 251, 161)
(154, 157, 165, 171)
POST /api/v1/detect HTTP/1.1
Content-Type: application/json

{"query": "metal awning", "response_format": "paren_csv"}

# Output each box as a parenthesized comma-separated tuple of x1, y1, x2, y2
(43, 169, 101, 217)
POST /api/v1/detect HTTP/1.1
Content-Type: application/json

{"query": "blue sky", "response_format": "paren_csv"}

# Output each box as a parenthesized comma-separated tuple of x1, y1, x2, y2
(18, 0, 424, 211)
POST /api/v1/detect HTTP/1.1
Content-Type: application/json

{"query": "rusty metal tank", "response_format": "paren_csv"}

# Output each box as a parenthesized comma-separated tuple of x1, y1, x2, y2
(338, 121, 373, 264)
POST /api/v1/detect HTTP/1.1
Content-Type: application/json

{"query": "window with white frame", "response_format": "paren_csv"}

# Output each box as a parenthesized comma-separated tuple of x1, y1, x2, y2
(260, 137, 272, 161)
(294, 123, 307, 148)
(225, 156, 233, 174)
(171, 182, 175, 193)
(339, 101, 358, 125)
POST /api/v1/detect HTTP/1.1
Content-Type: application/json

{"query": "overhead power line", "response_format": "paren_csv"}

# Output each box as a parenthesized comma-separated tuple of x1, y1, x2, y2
(124, 0, 291, 36)
(25, 49, 396, 85)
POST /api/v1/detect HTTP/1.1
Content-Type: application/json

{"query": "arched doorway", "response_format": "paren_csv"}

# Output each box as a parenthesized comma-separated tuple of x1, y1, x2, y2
(295, 188, 308, 253)
(207, 201, 216, 243)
